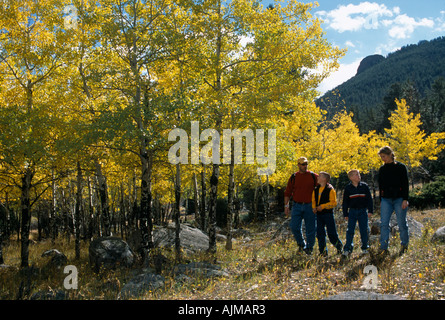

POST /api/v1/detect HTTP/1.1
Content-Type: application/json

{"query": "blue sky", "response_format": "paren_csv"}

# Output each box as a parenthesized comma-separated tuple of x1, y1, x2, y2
(260, 0, 445, 95)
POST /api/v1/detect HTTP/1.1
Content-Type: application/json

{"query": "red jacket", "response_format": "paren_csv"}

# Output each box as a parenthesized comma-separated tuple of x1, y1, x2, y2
(284, 171, 318, 204)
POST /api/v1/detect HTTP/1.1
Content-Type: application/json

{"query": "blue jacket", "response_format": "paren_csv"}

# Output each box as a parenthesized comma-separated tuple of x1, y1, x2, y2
(342, 182, 373, 217)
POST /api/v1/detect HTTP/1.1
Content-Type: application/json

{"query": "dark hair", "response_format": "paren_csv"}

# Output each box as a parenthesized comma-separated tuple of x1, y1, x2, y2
(378, 146, 395, 160)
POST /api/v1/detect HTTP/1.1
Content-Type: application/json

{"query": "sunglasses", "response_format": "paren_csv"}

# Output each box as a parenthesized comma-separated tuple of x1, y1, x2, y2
(299, 163, 308, 166)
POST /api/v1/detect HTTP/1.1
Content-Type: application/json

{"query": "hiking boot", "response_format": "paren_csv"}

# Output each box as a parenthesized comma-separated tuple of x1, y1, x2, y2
(399, 245, 408, 256)
(378, 249, 389, 259)
(297, 245, 305, 254)
(319, 250, 328, 257)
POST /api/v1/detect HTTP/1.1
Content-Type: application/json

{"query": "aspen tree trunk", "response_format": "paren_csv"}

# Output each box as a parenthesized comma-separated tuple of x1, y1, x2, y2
(20, 168, 34, 268)
(208, 0, 223, 254)
(140, 150, 154, 263)
(253, 179, 259, 221)
(95, 161, 111, 237)
(119, 182, 126, 239)
(0, 203, 4, 264)
(193, 172, 200, 222)
(226, 146, 235, 250)
(51, 168, 57, 244)
(74, 161, 82, 260)
(264, 175, 270, 221)
(175, 163, 181, 262)
(0, 197, 10, 265)
(87, 176, 95, 240)
(200, 164, 207, 231)
(0, 232, 3, 265)
(208, 163, 219, 253)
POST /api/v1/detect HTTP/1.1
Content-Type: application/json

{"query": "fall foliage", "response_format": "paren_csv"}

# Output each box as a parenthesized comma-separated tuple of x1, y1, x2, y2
(0, 0, 444, 270)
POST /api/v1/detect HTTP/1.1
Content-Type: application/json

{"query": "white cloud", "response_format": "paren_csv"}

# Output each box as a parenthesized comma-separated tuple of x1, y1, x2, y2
(388, 14, 434, 39)
(317, 2, 395, 33)
(345, 40, 356, 48)
(317, 58, 363, 95)
(435, 11, 445, 32)
(317, 2, 435, 38)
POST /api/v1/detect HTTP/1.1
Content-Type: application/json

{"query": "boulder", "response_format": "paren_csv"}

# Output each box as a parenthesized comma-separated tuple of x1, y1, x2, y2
(371, 215, 423, 237)
(271, 218, 293, 240)
(41, 249, 68, 269)
(324, 290, 405, 300)
(119, 272, 165, 299)
(153, 223, 209, 254)
(431, 226, 445, 243)
(89, 237, 134, 271)
(390, 215, 423, 238)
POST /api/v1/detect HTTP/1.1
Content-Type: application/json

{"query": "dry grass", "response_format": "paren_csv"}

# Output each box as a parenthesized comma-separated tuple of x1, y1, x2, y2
(1, 209, 444, 300)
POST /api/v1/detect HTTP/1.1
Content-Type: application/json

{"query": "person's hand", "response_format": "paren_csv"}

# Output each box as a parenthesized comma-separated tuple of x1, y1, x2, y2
(316, 205, 323, 212)
(402, 200, 409, 210)
(313, 208, 317, 214)
(285, 206, 290, 218)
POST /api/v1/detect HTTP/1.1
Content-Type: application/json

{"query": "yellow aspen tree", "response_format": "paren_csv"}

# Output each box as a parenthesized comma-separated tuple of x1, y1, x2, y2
(385, 98, 445, 186)
(0, 0, 77, 267)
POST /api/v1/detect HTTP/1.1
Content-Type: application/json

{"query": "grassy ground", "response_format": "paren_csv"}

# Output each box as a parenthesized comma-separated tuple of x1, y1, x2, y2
(1, 209, 444, 300)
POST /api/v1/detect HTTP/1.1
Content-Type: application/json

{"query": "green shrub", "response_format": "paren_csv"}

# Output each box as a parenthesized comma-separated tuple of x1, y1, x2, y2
(409, 176, 445, 209)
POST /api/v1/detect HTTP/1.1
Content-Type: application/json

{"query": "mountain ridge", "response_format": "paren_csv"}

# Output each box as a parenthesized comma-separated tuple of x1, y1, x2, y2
(316, 36, 445, 112)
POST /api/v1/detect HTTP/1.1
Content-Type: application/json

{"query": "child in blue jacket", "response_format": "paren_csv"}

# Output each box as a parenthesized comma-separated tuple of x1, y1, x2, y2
(342, 169, 373, 256)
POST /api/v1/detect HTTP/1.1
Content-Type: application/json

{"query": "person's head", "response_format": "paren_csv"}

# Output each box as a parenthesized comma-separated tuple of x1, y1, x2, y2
(378, 146, 395, 164)
(317, 171, 331, 186)
(297, 157, 308, 173)
(348, 169, 361, 184)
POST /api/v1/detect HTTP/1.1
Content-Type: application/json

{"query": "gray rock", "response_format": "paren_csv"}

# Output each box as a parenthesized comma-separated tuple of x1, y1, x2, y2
(30, 289, 68, 300)
(431, 226, 445, 243)
(231, 228, 252, 238)
(373, 215, 423, 237)
(271, 218, 293, 240)
(324, 290, 405, 300)
(153, 223, 209, 254)
(174, 262, 229, 278)
(41, 249, 68, 269)
(390, 215, 423, 238)
(0, 264, 13, 270)
(119, 273, 165, 299)
(370, 221, 381, 235)
(89, 237, 134, 271)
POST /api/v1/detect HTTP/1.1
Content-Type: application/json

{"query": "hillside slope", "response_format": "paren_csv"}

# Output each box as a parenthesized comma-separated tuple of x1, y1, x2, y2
(317, 36, 445, 112)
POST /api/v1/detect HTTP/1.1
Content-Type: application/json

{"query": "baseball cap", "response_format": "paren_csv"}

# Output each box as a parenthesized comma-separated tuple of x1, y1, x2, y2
(298, 157, 308, 165)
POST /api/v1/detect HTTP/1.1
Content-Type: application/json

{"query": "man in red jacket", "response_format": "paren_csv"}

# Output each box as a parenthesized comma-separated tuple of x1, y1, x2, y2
(284, 157, 318, 254)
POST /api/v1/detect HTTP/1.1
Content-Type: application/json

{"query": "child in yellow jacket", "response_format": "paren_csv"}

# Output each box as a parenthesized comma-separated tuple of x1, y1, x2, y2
(312, 172, 343, 256)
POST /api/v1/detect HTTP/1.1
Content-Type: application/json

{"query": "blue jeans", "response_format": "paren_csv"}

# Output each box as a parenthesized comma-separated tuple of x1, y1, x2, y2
(316, 213, 342, 254)
(380, 197, 409, 250)
(344, 208, 369, 252)
(290, 203, 316, 251)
